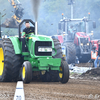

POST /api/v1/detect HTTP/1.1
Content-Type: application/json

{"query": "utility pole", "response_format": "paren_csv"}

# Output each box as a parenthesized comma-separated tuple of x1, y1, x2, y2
(68, 0, 75, 19)
(71, 3, 73, 19)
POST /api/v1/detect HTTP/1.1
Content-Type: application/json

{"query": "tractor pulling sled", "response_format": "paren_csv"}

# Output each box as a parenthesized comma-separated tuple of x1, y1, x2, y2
(0, 19, 69, 84)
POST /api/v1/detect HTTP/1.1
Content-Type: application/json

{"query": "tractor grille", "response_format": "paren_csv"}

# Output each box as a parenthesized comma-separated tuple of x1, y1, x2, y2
(80, 38, 89, 45)
(79, 38, 91, 53)
(35, 41, 52, 56)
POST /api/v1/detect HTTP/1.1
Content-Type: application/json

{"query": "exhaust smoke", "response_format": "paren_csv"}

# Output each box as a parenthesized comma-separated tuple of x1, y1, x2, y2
(31, 0, 41, 35)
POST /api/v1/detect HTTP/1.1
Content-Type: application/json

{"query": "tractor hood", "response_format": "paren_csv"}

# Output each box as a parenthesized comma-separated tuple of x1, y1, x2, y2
(28, 34, 52, 42)
(28, 34, 54, 58)
(75, 32, 90, 41)
(76, 32, 90, 38)
(9, 35, 54, 55)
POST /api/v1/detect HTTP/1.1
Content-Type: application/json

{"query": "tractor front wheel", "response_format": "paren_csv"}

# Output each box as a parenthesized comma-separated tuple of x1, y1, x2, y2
(22, 61, 32, 84)
(59, 60, 69, 83)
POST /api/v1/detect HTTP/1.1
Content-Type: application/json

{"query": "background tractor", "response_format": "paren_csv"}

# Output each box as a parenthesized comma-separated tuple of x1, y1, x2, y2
(57, 16, 95, 63)
(52, 0, 96, 63)
(0, 19, 69, 84)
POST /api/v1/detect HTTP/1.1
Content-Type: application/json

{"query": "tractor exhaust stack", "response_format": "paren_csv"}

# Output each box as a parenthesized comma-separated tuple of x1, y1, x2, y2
(31, 0, 41, 35)
(35, 21, 38, 35)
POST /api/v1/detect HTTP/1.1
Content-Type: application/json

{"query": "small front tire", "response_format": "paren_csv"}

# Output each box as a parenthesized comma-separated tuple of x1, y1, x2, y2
(22, 61, 32, 84)
(59, 60, 69, 83)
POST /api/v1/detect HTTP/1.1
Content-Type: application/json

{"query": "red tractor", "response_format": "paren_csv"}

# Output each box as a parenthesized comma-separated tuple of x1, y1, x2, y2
(52, 15, 96, 64)
(52, 0, 96, 64)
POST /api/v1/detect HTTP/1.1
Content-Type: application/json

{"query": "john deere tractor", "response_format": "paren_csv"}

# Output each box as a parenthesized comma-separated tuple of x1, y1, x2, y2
(0, 19, 69, 83)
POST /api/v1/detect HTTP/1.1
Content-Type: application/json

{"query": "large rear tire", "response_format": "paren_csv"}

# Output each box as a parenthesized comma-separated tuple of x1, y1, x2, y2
(51, 39, 62, 82)
(52, 39, 62, 58)
(0, 38, 22, 82)
(63, 42, 76, 64)
(59, 60, 69, 83)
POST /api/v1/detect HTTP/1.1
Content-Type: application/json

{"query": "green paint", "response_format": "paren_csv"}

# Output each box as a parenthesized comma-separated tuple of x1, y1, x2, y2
(9, 37, 21, 54)
(9, 33, 61, 71)
(22, 32, 25, 36)
(37, 57, 61, 70)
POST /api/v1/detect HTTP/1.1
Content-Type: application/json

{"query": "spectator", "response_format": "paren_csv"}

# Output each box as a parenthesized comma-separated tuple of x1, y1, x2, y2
(94, 40, 100, 68)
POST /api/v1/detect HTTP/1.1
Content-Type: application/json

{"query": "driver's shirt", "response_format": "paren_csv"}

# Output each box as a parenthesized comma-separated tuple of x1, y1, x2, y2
(22, 26, 35, 36)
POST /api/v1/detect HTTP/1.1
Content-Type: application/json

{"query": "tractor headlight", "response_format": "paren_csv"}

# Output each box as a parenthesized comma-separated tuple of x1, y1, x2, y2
(87, 43, 89, 45)
(38, 47, 52, 52)
(80, 43, 83, 46)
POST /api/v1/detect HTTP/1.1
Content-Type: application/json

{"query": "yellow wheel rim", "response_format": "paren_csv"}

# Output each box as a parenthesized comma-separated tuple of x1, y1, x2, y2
(22, 66, 25, 79)
(0, 48, 4, 76)
(59, 67, 63, 78)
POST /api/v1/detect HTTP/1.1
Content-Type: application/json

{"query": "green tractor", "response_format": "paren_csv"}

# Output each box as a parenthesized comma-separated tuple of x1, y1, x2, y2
(0, 19, 69, 83)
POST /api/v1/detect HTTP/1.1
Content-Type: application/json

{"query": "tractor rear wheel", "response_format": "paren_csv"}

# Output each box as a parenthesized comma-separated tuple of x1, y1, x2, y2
(52, 39, 62, 58)
(51, 39, 62, 82)
(63, 42, 76, 64)
(59, 60, 69, 83)
(0, 38, 22, 82)
(22, 61, 32, 83)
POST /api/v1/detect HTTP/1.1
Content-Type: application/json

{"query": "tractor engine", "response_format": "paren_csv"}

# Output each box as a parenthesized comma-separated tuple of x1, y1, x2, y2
(35, 41, 52, 56)
(26, 35, 53, 59)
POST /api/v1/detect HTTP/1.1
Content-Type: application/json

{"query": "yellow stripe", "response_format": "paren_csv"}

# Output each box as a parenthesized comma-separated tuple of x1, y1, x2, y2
(63, 54, 66, 57)
(0, 48, 4, 76)
(22, 66, 25, 79)
(11, 0, 16, 8)
(12, 15, 21, 23)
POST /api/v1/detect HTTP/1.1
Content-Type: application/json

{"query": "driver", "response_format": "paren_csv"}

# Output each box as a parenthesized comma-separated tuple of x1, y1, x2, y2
(22, 21, 35, 52)
(22, 21, 35, 37)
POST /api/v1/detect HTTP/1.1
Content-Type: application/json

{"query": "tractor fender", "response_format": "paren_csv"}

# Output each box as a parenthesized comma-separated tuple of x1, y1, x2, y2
(9, 37, 21, 54)
(52, 35, 63, 44)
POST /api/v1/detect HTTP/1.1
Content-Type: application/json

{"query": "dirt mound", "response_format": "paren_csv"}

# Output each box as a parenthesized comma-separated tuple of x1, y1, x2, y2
(81, 67, 100, 77)
(77, 68, 100, 81)
(75, 63, 92, 67)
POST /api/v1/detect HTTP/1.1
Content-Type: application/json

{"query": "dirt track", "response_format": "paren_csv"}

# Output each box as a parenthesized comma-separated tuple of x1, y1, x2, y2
(0, 79, 100, 100)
